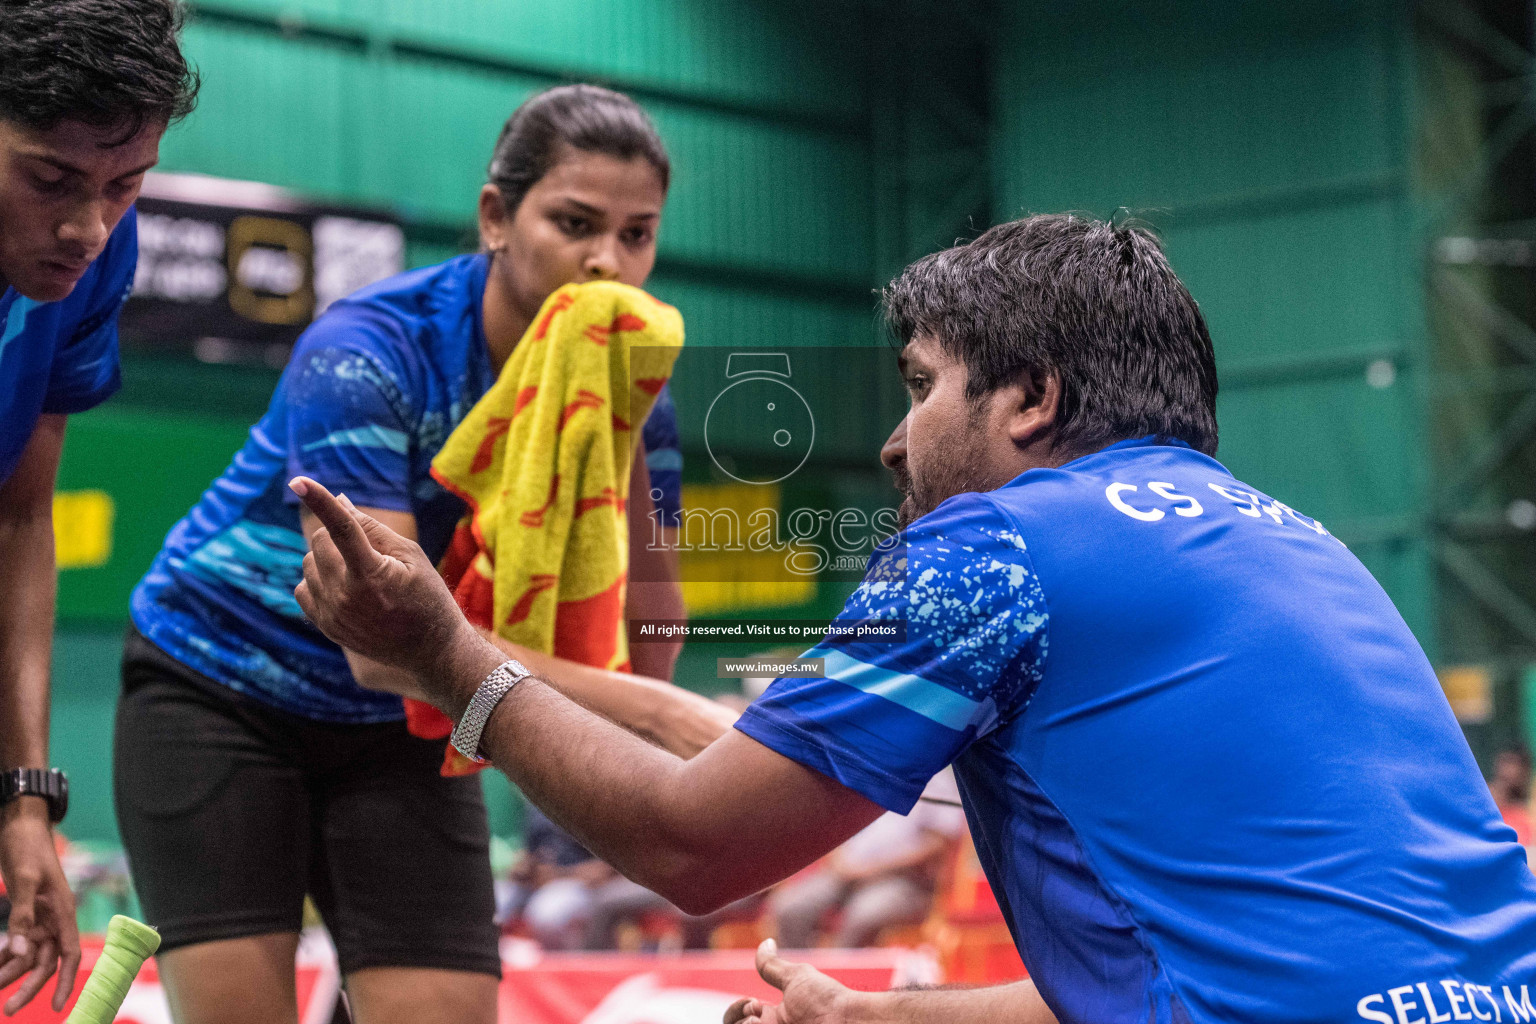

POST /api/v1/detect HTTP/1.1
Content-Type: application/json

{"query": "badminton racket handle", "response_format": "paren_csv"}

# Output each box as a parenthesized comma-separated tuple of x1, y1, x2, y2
(63, 915, 160, 1024)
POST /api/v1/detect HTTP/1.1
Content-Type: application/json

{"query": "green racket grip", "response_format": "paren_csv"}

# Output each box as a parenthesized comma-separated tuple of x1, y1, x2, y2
(63, 915, 160, 1024)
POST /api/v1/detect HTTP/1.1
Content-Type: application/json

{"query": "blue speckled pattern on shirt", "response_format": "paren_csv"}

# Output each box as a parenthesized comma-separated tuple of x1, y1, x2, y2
(132, 254, 684, 723)
(737, 488, 1048, 809)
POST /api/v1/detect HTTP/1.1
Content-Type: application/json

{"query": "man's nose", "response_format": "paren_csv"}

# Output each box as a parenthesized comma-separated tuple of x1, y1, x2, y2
(880, 415, 909, 470)
(57, 197, 111, 256)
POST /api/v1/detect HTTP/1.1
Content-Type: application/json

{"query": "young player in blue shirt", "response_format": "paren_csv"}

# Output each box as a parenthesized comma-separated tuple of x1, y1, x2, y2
(295, 214, 1536, 1024)
(0, 2, 195, 1012)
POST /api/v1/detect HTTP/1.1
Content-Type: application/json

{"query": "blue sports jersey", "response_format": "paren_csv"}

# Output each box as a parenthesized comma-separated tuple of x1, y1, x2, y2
(738, 437, 1536, 1024)
(132, 254, 683, 723)
(0, 208, 135, 483)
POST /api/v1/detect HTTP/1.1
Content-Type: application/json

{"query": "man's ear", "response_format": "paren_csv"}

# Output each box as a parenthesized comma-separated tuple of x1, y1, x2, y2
(1004, 367, 1061, 450)
(478, 184, 508, 252)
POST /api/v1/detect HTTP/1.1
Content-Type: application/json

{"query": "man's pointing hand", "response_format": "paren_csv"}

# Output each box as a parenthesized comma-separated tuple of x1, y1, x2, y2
(290, 475, 479, 708)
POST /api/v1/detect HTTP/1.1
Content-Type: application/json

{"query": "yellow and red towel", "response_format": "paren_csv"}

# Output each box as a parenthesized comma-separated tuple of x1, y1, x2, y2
(417, 281, 684, 774)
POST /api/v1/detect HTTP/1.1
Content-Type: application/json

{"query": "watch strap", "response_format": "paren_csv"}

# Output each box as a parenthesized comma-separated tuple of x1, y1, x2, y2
(450, 660, 530, 764)
(1, 768, 68, 823)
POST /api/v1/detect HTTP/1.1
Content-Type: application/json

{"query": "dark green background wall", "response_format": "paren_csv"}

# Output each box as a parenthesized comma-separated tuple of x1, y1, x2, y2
(992, 0, 1432, 646)
(52, 0, 1444, 843)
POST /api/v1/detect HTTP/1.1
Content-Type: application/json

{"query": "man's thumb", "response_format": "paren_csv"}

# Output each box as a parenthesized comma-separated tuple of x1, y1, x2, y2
(755, 938, 791, 991)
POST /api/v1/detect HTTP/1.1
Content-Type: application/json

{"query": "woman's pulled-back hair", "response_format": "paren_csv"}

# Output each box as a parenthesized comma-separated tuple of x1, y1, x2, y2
(487, 84, 670, 214)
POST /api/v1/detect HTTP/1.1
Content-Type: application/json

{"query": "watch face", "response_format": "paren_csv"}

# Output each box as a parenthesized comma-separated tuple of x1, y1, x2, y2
(704, 375, 816, 485)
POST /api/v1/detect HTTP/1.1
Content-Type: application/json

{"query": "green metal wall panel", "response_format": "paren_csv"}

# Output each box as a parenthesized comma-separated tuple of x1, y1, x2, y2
(50, 628, 127, 843)
(190, 0, 867, 119)
(1214, 376, 1417, 520)
(991, 0, 1433, 646)
(1160, 201, 1407, 365)
(369, 59, 588, 221)
(56, 410, 255, 621)
(642, 105, 872, 282)
(646, 276, 874, 351)
(993, 2, 1401, 212)
(160, 25, 366, 199)
(380, 0, 867, 120)
(162, 21, 875, 282)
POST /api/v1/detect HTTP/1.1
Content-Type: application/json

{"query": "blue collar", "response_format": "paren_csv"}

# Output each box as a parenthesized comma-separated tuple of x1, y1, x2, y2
(1060, 435, 1194, 469)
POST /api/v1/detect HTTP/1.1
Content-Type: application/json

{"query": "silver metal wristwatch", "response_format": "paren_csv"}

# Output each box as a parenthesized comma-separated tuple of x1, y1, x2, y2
(450, 659, 531, 764)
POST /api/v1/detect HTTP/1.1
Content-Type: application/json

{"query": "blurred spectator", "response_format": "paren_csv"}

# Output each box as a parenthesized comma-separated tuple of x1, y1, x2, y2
(768, 770, 966, 948)
(499, 804, 616, 949)
(582, 876, 762, 951)
(503, 802, 760, 951)
(1491, 747, 1533, 847)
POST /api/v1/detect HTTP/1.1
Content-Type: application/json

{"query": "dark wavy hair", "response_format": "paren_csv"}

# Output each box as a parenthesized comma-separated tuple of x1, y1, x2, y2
(0, 0, 199, 141)
(488, 84, 670, 213)
(882, 213, 1220, 456)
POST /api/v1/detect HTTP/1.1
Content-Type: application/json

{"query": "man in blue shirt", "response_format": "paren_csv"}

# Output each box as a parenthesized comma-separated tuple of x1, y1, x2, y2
(0, 1, 195, 1012)
(292, 213, 1536, 1024)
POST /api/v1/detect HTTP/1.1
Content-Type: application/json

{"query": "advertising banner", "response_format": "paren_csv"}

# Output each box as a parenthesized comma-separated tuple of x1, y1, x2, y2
(5, 936, 935, 1024)
(122, 172, 404, 365)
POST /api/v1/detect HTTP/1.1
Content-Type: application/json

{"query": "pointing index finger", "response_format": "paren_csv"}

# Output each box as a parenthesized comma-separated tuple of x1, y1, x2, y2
(289, 477, 380, 571)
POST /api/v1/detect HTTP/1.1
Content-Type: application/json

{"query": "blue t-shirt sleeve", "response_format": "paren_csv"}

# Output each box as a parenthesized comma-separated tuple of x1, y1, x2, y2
(282, 313, 418, 513)
(641, 383, 682, 529)
(43, 208, 136, 415)
(735, 491, 1048, 813)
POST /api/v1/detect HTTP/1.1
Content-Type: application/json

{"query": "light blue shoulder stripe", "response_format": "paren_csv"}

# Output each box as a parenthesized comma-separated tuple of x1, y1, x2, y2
(301, 424, 409, 454)
(807, 644, 983, 732)
(646, 448, 684, 473)
(0, 296, 38, 368)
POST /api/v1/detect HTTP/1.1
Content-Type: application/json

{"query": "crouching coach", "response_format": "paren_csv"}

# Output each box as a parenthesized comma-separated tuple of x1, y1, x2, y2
(292, 214, 1536, 1024)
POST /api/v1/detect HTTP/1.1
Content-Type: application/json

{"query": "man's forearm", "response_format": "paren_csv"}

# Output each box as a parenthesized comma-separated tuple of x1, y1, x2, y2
(452, 632, 722, 911)
(432, 629, 863, 915)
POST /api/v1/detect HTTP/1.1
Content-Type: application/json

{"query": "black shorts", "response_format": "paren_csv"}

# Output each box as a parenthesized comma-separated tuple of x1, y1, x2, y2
(114, 627, 501, 977)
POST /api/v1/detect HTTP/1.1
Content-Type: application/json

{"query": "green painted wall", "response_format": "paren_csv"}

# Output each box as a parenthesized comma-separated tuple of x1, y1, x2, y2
(991, 0, 1434, 648)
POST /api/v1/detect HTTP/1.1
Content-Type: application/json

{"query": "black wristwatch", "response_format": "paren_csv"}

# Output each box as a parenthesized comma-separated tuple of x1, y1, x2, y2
(0, 769, 68, 824)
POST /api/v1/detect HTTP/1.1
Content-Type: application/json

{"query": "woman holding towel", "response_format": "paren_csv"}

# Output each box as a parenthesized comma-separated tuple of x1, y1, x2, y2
(115, 85, 724, 1024)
